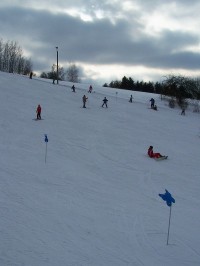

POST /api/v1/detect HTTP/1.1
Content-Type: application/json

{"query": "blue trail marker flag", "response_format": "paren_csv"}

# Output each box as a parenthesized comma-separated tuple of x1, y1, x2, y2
(44, 134, 48, 143)
(159, 189, 175, 207)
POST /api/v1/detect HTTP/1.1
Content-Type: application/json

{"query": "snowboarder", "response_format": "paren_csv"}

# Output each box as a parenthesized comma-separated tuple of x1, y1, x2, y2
(102, 97, 108, 108)
(36, 104, 42, 120)
(147, 146, 167, 159)
(71, 85, 75, 92)
(129, 95, 133, 103)
(88, 85, 93, 93)
(82, 95, 88, 108)
(150, 98, 155, 109)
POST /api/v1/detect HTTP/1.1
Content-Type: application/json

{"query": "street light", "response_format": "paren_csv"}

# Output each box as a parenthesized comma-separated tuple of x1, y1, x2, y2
(55, 46, 58, 84)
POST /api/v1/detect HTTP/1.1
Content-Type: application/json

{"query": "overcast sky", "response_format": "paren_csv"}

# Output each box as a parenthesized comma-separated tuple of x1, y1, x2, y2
(0, 0, 200, 84)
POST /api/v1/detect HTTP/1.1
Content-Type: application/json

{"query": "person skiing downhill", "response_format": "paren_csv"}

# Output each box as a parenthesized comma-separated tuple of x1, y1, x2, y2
(36, 104, 41, 120)
(82, 95, 88, 108)
(102, 97, 108, 108)
(147, 146, 166, 159)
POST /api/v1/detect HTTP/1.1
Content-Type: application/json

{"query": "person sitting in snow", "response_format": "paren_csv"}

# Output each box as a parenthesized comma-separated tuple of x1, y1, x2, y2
(36, 104, 42, 120)
(147, 146, 164, 159)
(102, 97, 108, 108)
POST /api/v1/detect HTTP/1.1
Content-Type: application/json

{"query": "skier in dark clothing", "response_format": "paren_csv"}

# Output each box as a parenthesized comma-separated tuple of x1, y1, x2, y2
(71, 85, 75, 92)
(150, 98, 155, 109)
(181, 108, 185, 115)
(82, 95, 88, 108)
(29, 72, 33, 79)
(129, 95, 133, 103)
(102, 97, 108, 108)
(36, 104, 41, 120)
(88, 85, 93, 93)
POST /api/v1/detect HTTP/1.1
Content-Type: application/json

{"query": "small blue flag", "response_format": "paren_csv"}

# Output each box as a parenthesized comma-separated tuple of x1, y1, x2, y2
(159, 189, 175, 207)
(44, 134, 48, 143)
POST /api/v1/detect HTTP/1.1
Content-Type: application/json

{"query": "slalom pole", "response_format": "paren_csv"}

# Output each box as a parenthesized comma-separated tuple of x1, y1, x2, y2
(45, 142, 47, 163)
(167, 205, 172, 245)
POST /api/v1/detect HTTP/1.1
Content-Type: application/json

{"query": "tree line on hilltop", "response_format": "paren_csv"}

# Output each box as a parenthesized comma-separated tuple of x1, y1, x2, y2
(103, 75, 200, 110)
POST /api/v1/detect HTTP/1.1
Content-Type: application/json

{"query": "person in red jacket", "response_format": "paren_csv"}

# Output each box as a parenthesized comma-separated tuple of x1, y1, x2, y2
(148, 146, 163, 159)
(36, 104, 41, 120)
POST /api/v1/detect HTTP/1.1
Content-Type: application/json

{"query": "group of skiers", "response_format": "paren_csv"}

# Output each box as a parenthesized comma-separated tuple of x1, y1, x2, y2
(82, 95, 108, 108)
(35, 97, 167, 160)
(71, 85, 93, 94)
(35, 86, 158, 121)
(35, 85, 109, 118)
(147, 99, 167, 159)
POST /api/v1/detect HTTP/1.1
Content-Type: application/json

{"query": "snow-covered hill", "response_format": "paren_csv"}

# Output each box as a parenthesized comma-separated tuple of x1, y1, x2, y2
(0, 71, 200, 266)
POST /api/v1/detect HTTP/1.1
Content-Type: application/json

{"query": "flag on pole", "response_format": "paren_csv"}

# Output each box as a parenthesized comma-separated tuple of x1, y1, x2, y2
(159, 189, 175, 206)
(159, 189, 175, 245)
(45, 134, 48, 143)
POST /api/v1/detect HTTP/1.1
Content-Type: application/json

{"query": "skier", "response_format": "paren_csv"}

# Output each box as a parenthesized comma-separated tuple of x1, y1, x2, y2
(150, 98, 155, 109)
(29, 72, 33, 79)
(147, 146, 167, 159)
(88, 85, 93, 93)
(36, 104, 42, 120)
(102, 97, 108, 108)
(71, 85, 75, 92)
(181, 108, 185, 115)
(82, 95, 88, 108)
(129, 95, 133, 103)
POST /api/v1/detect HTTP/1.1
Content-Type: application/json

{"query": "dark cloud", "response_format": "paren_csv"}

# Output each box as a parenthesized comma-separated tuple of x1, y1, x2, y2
(0, 2, 200, 81)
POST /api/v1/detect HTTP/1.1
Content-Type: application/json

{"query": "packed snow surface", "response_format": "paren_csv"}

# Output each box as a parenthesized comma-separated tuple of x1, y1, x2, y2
(0, 72, 200, 266)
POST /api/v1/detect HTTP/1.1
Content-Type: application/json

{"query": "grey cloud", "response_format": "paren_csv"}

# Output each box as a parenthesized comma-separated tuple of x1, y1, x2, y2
(0, 4, 200, 76)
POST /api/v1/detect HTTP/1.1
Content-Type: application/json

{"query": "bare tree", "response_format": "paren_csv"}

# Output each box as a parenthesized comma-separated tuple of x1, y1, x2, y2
(0, 39, 3, 71)
(0, 38, 32, 74)
(162, 74, 200, 108)
(2, 42, 10, 72)
(66, 63, 80, 83)
(23, 58, 33, 75)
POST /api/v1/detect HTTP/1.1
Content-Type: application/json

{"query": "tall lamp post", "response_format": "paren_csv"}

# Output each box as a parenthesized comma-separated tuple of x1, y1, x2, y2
(55, 46, 59, 84)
